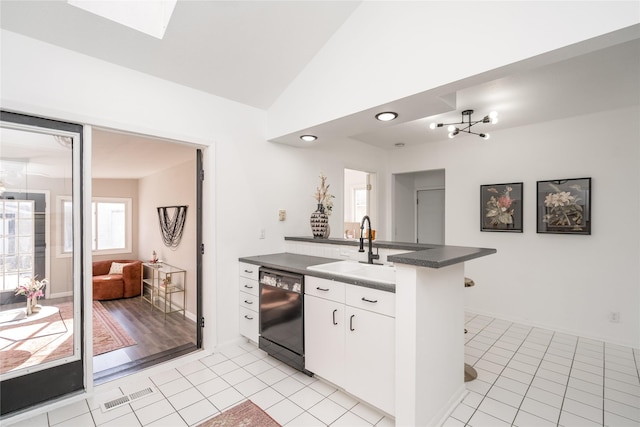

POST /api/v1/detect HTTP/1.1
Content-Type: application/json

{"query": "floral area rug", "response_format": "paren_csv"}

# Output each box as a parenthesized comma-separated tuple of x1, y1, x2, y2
(197, 400, 281, 427)
(0, 301, 136, 374)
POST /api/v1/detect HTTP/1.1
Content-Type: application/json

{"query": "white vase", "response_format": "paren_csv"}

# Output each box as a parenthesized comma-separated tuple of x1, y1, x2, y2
(26, 297, 33, 316)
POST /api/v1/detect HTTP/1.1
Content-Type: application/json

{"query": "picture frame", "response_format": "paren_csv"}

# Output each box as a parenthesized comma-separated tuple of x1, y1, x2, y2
(480, 182, 523, 232)
(537, 177, 591, 235)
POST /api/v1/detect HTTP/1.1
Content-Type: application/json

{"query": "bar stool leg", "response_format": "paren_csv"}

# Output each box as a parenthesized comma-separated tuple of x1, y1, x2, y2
(464, 277, 477, 382)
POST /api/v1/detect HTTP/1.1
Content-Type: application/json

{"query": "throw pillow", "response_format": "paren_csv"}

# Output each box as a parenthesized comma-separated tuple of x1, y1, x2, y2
(108, 262, 128, 275)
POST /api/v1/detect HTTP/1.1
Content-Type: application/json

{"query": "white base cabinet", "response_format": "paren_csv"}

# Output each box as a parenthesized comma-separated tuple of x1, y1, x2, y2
(305, 276, 395, 416)
(239, 262, 259, 343)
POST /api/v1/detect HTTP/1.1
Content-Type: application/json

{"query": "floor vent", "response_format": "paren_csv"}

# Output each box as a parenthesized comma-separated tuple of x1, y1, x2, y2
(101, 387, 156, 412)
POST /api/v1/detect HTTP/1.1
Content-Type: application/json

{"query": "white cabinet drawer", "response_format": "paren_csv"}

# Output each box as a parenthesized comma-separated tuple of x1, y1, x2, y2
(305, 276, 346, 303)
(239, 277, 259, 296)
(239, 306, 259, 343)
(239, 291, 258, 311)
(239, 262, 259, 280)
(346, 285, 395, 317)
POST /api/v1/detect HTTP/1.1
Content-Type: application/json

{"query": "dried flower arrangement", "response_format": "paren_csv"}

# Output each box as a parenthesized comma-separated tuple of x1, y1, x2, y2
(314, 173, 335, 215)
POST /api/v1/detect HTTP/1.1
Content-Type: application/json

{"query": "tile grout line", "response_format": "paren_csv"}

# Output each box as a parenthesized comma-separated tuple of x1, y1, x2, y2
(506, 328, 558, 426)
(553, 334, 581, 426)
(462, 317, 532, 426)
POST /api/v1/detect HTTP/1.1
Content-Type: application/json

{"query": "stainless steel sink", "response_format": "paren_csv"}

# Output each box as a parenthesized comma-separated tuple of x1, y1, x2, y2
(307, 261, 395, 285)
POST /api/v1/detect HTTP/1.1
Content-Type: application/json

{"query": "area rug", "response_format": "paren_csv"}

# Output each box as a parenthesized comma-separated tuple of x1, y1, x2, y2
(197, 400, 281, 427)
(0, 301, 136, 374)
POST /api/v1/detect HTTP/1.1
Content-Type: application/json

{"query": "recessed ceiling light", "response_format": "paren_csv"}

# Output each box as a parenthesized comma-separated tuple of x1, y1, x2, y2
(300, 135, 317, 142)
(375, 112, 398, 122)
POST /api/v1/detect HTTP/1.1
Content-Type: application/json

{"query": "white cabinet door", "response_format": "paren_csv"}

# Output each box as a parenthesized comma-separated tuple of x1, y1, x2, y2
(345, 306, 396, 416)
(239, 306, 259, 343)
(304, 294, 345, 386)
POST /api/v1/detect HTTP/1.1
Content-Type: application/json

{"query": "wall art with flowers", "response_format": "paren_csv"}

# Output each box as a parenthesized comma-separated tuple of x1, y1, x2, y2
(480, 183, 523, 232)
(537, 177, 591, 235)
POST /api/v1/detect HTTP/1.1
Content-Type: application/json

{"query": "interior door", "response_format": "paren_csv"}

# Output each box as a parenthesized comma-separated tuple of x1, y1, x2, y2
(416, 189, 445, 244)
(0, 111, 85, 415)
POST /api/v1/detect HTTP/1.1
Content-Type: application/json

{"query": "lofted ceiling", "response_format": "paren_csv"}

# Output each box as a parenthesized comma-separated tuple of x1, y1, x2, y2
(1, 1, 639, 167)
(0, 0, 361, 110)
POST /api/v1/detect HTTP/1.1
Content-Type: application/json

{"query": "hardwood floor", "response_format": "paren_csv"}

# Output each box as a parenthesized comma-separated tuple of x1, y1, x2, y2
(93, 296, 197, 380)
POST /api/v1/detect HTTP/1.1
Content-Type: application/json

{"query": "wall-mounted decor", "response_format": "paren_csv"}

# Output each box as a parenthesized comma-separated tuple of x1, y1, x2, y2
(480, 183, 523, 232)
(157, 205, 188, 247)
(537, 178, 591, 235)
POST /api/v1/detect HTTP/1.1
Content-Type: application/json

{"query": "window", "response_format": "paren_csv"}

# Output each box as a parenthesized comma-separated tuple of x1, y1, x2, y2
(0, 200, 34, 291)
(353, 187, 367, 222)
(60, 197, 131, 255)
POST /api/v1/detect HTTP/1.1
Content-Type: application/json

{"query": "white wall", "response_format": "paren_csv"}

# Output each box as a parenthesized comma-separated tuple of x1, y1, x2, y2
(388, 106, 640, 347)
(268, 1, 639, 138)
(138, 160, 197, 318)
(0, 30, 389, 348)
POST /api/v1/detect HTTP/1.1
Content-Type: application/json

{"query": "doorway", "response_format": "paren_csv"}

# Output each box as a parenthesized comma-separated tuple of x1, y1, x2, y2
(417, 189, 445, 244)
(90, 128, 203, 382)
(393, 169, 445, 244)
(344, 169, 377, 239)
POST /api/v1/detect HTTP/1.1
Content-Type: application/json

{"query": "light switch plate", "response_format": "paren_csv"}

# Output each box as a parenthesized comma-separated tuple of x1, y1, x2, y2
(278, 210, 286, 221)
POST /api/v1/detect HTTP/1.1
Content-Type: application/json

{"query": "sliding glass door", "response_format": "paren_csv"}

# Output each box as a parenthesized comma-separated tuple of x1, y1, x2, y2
(0, 111, 85, 415)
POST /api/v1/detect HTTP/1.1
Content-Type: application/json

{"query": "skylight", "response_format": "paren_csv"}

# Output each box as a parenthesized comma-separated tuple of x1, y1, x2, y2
(68, 0, 177, 40)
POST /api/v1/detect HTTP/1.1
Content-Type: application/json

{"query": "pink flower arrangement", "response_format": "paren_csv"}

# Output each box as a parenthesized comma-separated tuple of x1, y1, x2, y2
(15, 276, 47, 299)
(485, 186, 515, 226)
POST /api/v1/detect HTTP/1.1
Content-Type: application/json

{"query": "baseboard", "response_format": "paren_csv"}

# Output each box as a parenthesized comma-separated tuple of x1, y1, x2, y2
(49, 291, 73, 299)
(428, 383, 467, 427)
(465, 308, 638, 349)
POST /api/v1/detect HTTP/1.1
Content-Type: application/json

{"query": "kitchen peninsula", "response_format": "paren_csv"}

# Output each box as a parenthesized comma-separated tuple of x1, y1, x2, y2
(240, 238, 496, 426)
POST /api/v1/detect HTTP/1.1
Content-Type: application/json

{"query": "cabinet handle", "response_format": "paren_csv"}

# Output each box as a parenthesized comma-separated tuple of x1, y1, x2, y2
(332, 309, 338, 325)
(244, 269, 253, 274)
(316, 287, 329, 292)
(361, 297, 378, 303)
(244, 284, 253, 289)
(244, 300, 253, 304)
(244, 315, 253, 320)
(350, 314, 355, 331)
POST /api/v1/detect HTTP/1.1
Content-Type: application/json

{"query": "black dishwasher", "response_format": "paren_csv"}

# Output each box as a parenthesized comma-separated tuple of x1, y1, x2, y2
(258, 267, 309, 374)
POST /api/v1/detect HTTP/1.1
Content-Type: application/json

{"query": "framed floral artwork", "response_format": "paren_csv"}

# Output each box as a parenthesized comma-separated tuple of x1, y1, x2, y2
(480, 183, 523, 232)
(537, 177, 591, 235)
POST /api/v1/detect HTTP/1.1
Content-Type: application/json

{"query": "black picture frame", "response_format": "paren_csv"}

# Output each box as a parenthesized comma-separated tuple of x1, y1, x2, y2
(480, 183, 523, 232)
(537, 178, 591, 235)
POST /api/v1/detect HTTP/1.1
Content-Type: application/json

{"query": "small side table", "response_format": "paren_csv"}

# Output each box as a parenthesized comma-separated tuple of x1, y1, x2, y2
(141, 262, 186, 319)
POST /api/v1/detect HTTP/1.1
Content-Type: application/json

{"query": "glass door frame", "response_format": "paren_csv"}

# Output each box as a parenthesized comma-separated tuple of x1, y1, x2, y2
(0, 111, 90, 415)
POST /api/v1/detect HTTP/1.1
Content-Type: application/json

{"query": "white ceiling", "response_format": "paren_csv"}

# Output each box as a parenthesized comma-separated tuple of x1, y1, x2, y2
(1, 1, 639, 175)
(0, 0, 361, 110)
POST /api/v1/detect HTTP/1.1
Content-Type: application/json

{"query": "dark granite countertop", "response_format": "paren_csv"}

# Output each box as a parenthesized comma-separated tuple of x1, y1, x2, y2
(239, 253, 395, 292)
(285, 236, 496, 268)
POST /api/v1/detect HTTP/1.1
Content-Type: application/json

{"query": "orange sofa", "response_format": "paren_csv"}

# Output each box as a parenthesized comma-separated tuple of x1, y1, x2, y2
(92, 260, 142, 300)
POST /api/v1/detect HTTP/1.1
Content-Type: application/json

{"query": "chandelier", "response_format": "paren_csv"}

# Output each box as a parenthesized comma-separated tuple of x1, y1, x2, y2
(429, 109, 498, 140)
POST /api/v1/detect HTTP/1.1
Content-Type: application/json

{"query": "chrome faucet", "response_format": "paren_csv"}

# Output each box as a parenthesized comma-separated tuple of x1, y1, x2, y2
(359, 215, 380, 264)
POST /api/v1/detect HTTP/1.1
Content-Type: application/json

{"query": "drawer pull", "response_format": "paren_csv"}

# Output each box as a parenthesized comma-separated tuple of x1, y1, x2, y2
(361, 297, 378, 303)
(316, 287, 329, 292)
(350, 314, 355, 331)
(244, 315, 254, 320)
(244, 284, 253, 289)
(244, 269, 254, 274)
(332, 309, 338, 325)
(244, 300, 253, 304)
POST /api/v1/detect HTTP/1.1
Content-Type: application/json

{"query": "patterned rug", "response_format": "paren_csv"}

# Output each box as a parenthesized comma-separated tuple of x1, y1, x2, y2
(197, 400, 281, 427)
(0, 301, 136, 374)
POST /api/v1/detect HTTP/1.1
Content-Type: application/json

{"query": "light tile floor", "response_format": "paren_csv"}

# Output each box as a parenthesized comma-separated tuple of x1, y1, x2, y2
(6, 313, 640, 427)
